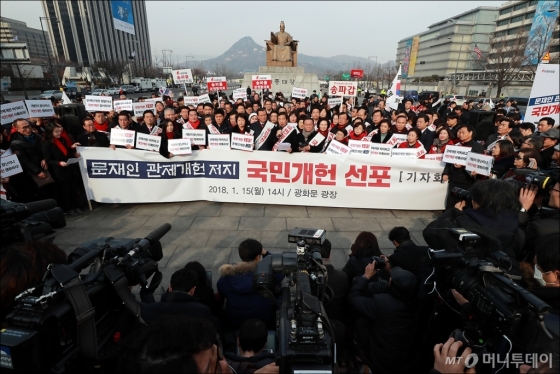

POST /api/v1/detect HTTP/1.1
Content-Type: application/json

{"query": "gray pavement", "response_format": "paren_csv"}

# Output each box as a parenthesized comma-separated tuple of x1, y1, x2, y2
(55, 201, 437, 298)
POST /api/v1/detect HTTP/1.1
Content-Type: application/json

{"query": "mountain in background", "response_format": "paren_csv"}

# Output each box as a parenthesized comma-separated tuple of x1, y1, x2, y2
(177, 36, 393, 75)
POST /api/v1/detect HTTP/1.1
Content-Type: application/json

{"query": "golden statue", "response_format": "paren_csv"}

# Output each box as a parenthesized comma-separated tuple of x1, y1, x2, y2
(266, 21, 298, 66)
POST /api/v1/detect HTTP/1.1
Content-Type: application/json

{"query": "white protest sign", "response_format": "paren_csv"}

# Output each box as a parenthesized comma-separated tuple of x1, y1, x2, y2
(308, 132, 325, 147)
(208, 134, 231, 150)
(132, 102, 156, 117)
(182, 129, 206, 145)
(328, 81, 358, 97)
(65, 158, 82, 165)
(391, 148, 418, 159)
(424, 153, 443, 162)
(327, 97, 343, 107)
(25, 100, 55, 117)
(167, 138, 192, 155)
(292, 87, 308, 99)
(113, 99, 133, 112)
(465, 152, 494, 177)
(197, 94, 211, 104)
(84, 95, 112, 112)
(442, 145, 472, 166)
(369, 143, 393, 157)
(172, 69, 193, 84)
(386, 133, 407, 147)
(348, 140, 371, 155)
(524, 64, 559, 124)
(110, 128, 136, 146)
(183, 96, 199, 106)
(326, 140, 351, 156)
(136, 133, 162, 152)
(0, 154, 23, 177)
(0, 101, 29, 125)
(233, 89, 247, 101)
(231, 133, 254, 152)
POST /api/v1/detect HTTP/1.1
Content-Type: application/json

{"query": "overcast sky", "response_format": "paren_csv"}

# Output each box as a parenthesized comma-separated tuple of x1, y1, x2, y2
(1, 0, 499, 63)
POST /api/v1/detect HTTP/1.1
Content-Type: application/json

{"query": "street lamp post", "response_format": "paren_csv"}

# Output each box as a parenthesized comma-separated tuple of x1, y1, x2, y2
(39, 16, 58, 87)
(448, 35, 465, 95)
(368, 56, 377, 89)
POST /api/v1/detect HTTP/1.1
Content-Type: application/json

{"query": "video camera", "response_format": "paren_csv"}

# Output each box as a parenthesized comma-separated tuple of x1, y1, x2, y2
(253, 227, 335, 374)
(0, 223, 171, 373)
(428, 228, 553, 357)
(0, 199, 66, 247)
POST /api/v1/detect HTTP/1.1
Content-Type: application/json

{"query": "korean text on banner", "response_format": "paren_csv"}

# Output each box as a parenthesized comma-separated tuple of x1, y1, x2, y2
(172, 69, 193, 84)
(182, 129, 206, 145)
(110, 128, 136, 146)
(328, 81, 357, 97)
(465, 152, 494, 177)
(524, 64, 559, 124)
(24, 100, 55, 117)
(207, 77, 227, 91)
(85, 95, 113, 112)
(442, 145, 472, 166)
(135, 133, 162, 152)
(111, 0, 135, 35)
(370, 143, 393, 157)
(348, 140, 371, 155)
(132, 102, 156, 117)
(231, 133, 254, 152)
(292, 87, 308, 99)
(0, 154, 23, 178)
(183, 96, 199, 106)
(167, 139, 192, 155)
(77, 148, 447, 210)
(113, 99, 133, 111)
(350, 70, 364, 79)
(327, 97, 343, 107)
(391, 149, 418, 159)
(326, 140, 351, 156)
(233, 89, 247, 101)
(208, 135, 231, 150)
(197, 94, 211, 104)
(1, 101, 29, 125)
(252, 75, 272, 90)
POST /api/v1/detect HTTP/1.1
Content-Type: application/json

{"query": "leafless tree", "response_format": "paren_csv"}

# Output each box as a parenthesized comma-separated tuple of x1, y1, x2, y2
(478, 31, 531, 97)
(524, 17, 559, 72)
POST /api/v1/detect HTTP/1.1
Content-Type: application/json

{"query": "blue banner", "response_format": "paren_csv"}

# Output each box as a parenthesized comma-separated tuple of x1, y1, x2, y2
(111, 0, 135, 35)
(523, 0, 559, 65)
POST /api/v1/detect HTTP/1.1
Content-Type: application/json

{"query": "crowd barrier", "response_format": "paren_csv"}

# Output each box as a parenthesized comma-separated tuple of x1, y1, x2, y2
(77, 147, 447, 210)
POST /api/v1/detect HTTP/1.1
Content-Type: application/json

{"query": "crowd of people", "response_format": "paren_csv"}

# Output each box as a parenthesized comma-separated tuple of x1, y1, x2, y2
(1, 89, 559, 373)
(2, 88, 559, 213)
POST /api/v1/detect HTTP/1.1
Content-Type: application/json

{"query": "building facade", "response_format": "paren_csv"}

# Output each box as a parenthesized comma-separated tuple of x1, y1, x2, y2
(491, 0, 559, 65)
(0, 17, 53, 61)
(41, 0, 151, 68)
(395, 7, 499, 80)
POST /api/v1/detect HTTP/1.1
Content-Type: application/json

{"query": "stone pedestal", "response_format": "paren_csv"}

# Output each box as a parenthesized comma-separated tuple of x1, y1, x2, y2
(242, 66, 320, 98)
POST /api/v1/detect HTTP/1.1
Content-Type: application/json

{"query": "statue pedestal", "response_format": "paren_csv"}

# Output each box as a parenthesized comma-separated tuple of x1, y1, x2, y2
(242, 66, 319, 97)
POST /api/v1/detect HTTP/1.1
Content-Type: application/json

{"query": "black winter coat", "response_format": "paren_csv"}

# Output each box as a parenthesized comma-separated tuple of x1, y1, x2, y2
(77, 131, 110, 148)
(370, 131, 393, 144)
(140, 291, 212, 324)
(442, 139, 484, 185)
(41, 138, 78, 181)
(348, 276, 417, 373)
(9, 133, 44, 175)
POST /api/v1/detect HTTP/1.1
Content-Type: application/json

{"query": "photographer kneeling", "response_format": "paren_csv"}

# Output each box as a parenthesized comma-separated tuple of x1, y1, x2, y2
(348, 263, 418, 374)
(423, 179, 524, 261)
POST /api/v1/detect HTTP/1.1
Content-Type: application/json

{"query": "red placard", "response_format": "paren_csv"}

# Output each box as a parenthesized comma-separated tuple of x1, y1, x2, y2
(252, 75, 272, 90)
(207, 81, 228, 91)
(350, 69, 364, 78)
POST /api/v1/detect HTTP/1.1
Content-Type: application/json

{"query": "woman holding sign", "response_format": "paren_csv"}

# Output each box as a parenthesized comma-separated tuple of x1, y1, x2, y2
(231, 114, 252, 135)
(159, 119, 181, 158)
(371, 120, 393, 144)
(398, 128, 425, 159)
(41, 123, 83, 216)
(428, 128, 454, 154)
(489, 140, 516, 179)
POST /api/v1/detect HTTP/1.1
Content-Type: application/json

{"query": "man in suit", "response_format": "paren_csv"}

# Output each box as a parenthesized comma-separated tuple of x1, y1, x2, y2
(485, 117, 514, 147)
(416, 114, 434, 150)
(137, 110, 158, 135)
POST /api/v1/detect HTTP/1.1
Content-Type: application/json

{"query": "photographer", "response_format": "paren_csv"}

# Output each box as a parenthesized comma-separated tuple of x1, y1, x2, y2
(348, 264, 418, 374)
(520, 179, 559, 261)
(423, 179, 524, 260)
(1, 240, 67, 325)
(139, 269, 213, 325)
(387, 226, 430, 281)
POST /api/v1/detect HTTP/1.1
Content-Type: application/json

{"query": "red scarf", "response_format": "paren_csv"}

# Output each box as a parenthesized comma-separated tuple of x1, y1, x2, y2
(60, 129, 73, 146)
(349, 131, 366, 140)
(166, 131, 175, 139)
(188, 119, 200, 129)
(94, 120, 109, 132)
(53, 137, 68, 156)
(318, 129, 329, 138)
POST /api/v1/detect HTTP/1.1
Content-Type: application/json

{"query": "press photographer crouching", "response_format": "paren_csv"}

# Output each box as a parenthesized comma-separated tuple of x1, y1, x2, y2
(424, 178, 525, 261)
(348, 262, 418, 374)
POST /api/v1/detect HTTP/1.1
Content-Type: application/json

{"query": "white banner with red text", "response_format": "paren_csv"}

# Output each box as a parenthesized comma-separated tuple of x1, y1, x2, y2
(76, 147, 447, 210)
